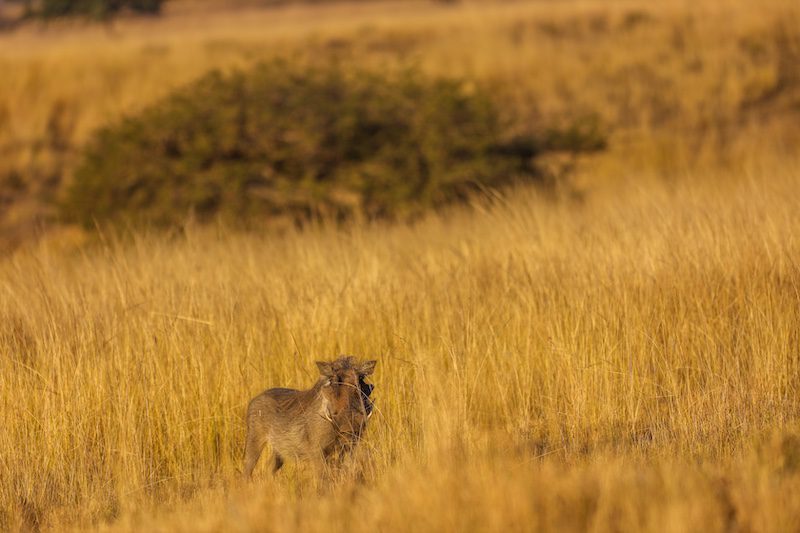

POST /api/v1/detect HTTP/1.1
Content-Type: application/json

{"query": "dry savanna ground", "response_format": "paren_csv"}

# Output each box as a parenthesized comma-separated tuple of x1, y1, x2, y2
(2, 0, 800, 531)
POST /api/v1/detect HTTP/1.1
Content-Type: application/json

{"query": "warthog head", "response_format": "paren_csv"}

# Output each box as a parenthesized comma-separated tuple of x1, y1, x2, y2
(317, 356, 377, 442)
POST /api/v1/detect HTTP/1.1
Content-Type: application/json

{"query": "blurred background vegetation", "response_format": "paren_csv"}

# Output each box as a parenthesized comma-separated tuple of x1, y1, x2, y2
(64, 60, 602, 228)
(0, 0, 799, 249)
(37, 0, 165, 18)
(2, 0, 165, 21)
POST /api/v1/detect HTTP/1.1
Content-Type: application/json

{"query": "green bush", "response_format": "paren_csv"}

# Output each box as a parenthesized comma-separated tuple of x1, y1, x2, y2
(36, 0, 165, 19)
(64, 61, 603, 228)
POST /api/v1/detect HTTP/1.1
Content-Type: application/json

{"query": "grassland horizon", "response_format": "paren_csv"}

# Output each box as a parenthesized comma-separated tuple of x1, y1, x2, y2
(2, 0, 800, 249)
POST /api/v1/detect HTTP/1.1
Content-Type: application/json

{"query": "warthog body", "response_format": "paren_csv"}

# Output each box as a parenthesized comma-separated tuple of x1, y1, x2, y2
(243, 356, 376, 478)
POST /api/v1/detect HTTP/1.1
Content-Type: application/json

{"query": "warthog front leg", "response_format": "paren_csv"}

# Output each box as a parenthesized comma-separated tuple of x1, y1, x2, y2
(243, 431, 266, 480)
(272, 453, 284, 473)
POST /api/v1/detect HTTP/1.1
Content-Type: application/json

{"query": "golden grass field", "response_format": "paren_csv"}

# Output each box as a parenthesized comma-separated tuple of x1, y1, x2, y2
(2, 0, 800, 531)
(3, 159, 800, 531)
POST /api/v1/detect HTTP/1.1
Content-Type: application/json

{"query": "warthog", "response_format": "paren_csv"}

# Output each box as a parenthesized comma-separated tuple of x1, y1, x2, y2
(243, 356, 376, 479)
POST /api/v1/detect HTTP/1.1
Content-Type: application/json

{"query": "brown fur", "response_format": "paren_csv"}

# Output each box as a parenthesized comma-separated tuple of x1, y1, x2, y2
(243, 356, 377, 479)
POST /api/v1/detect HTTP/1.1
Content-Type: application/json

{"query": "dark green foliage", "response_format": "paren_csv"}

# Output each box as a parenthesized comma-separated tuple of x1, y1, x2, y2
(64, 61, 603, 228)
(543, 116, 607, 153)
(36, 0, 165, 19)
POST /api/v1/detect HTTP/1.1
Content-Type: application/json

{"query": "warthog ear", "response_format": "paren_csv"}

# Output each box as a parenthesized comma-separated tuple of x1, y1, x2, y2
(357, 360, 377, 376)
(316, 361, 334, 377)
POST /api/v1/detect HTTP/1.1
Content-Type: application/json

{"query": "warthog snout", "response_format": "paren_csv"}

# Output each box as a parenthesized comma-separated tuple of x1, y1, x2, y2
(243, 356, 377, 479)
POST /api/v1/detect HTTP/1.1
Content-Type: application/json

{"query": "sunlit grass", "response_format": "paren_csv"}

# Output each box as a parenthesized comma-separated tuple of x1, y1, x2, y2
(2, 161, 800, 530)
(2, 0, 800, 529)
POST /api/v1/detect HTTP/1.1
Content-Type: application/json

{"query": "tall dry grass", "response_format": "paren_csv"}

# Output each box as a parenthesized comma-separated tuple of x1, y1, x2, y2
(2, 159, 800, 531)
(2, 0, 800, 529)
